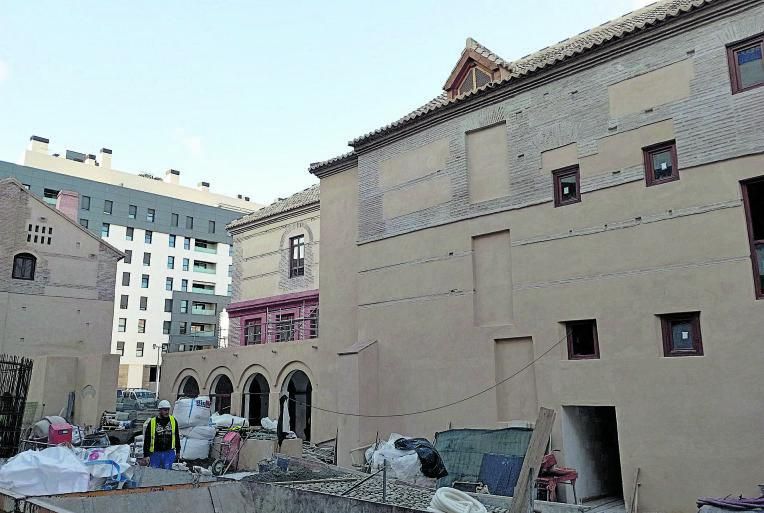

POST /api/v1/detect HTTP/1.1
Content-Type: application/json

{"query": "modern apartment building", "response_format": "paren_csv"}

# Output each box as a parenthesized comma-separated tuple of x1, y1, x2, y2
(161, 185, 320, 435)
(0, 138, 260, 388)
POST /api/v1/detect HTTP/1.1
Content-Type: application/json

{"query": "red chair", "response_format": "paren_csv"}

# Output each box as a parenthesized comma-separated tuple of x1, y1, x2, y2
(535, 453, 578, 503)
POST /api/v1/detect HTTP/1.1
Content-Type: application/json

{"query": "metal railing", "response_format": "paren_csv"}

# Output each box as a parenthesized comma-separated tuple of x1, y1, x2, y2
(241, 303, 319, 346)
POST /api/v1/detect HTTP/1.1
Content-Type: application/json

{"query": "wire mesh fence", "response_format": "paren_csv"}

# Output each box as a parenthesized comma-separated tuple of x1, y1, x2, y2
(0, 355, 33, 458)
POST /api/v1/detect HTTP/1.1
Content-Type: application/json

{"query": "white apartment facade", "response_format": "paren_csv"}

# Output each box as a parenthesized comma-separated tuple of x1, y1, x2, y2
(0, 136, 260, 388)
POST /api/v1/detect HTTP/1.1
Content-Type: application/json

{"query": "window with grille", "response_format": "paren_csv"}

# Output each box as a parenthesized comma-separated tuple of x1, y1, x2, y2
(275, 314, 295, 342)
(457, 66, 492, 95)
(244, 319, 262, 345)
(12, 253, 36, 280)
(289, 235, 305, 278)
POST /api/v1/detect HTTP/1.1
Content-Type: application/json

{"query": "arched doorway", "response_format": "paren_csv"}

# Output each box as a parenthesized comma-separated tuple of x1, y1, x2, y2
(177, 376, 199, 399)
(242, 374, 270, 427)
(282, 370, 312, 441)
(210, 375, 233, 414)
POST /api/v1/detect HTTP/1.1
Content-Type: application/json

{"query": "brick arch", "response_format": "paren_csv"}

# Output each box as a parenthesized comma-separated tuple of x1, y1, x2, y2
(279, 222, 315, 247)
(278, 222, 316, 292)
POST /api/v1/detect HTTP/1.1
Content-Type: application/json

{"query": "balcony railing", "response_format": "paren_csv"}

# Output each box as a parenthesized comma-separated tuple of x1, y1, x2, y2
(190, 330, 215, 338)
(192, 306, 216, 316)
(240, 303, 319, 346)
(194, 246, 217, 254)
(193, 266, 216, 274)
(191, 286, 215, 295)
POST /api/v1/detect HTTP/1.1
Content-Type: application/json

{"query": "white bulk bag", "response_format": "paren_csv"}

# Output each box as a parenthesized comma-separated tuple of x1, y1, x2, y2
(174, 396, 212, 428)
(210, 413, 249, 428)
(180, 425, 216, 441)
(0, 447, 90, 496)
(179, 437, 211, 460)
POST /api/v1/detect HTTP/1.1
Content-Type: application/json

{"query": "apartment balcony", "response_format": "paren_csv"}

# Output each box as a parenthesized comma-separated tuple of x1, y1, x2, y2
(190, 329, 215, 338)
(193, 265, 216, 274)
(194, 246, 217, 255)
(191, 283, 216, 295)
(192, 304, 217, 316)
(194, 239, 218, 254)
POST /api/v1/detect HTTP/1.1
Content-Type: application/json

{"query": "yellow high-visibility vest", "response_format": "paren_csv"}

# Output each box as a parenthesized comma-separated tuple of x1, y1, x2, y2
(149, 416, 177, 453)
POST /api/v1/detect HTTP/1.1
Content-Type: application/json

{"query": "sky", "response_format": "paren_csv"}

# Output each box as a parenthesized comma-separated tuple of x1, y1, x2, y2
(0, 0, 652, 205)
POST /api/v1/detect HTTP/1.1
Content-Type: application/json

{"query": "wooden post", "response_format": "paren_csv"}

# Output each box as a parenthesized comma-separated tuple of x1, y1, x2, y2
(527, 467, 535, 513)
(629, 467, 641, 513)
(509, 407, 556, 513)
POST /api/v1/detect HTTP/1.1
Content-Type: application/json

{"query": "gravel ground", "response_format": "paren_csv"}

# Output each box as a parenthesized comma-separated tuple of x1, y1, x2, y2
(243, 458, 351, 483)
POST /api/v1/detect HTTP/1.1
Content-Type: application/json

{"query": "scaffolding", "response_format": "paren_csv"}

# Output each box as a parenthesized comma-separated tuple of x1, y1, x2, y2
(242, 300, 319, 345)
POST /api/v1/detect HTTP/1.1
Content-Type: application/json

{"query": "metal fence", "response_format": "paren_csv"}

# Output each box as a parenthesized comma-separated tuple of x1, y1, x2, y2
(0, 355, 33, 457)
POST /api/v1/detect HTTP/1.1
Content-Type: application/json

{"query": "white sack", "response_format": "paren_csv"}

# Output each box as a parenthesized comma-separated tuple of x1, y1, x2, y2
(180, 425, 216, 441)
(366, 433, 423, 482)
(427, 487, 487, 513)
(174, 396, 212, 428)
(0, 447, 90, 496)
(210, 413, 249, 428)
(76, 445, 132, 478)
(260, 417, 277, 430)
(179, 437, 211, 460)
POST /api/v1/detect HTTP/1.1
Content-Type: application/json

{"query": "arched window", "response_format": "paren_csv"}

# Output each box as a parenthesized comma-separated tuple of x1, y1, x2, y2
(12, 253, 36, 280)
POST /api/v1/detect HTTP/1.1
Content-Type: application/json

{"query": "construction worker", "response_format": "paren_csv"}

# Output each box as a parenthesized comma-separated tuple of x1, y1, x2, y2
(142, 399, 181, 469)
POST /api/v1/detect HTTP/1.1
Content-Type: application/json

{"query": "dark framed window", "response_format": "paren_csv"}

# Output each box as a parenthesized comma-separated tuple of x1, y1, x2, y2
(118, 318, 127, 332)
(169, 234, 176, 248)
(120, 295, 128, 309)
(141, 274, 149, 288)
(275, 314, 295, 342)
(144, 230, 153, 244)
(565, 320, 599, 360)
(143, 252, 151, 266)
(181, 279, 188, 292)
(12, 253, 36, 280)
(179, 322, 188, 335)
(43, 189, 59, 206)
(660, 312, 703, 356)
(309, 308, 319, 338)
(184, 237, 191, 250)
(125, 227, 134, 241)
(104, 200, 113, 215)
(208, 220, 215, 234)
(116, 341, 125, 356)
(171, 213, 179, 227)
(81, 196, 91, 211)
(128, 204, 137, 219)
(186, 216, 194, 230)
(727, 33, 764, 94)
(136, 342, 144, 357)
(147, 208, 156, 223)
(643, 141, 679, 186)
(124, 249, 132, 264)
(289, 235, 305, 278)
(161, 343, 168, 354)
(244, 319, 262, 345)
(741, 177, 764, 298)
(122, 272, 130, 286)
(140, 296, 148, 311)
(166, 277, 173, 291)
(149, 366, 158, 382)
(164, 299, 173, 312)
(163, 321, 171, 335)
(101, 223, 110, 238)
(167, 256, 175, 269)
(79, 218, 89, 229)
(552, 166, 581, 207)
(180, 300, 188, 314)
(138, 319, 146, 333)
(183, 258, 189, 271)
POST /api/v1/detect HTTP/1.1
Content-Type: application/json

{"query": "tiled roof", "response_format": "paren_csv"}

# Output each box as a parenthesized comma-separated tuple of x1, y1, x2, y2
(466, 37, 511, 70)
(227, 184, 319, 229)
(308, 150, 357, 173)
(349, 0, 715, 147)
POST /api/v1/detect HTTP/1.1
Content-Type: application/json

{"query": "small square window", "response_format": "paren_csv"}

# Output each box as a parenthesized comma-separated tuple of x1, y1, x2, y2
(565, 320, 599, 360)
(119, 295, 129, 309)
(124, 250, 132, 264)
(660, 312, 703, 357)
(727, 33, 764, 94)
(163, 321, 171, 335)
(140, 296, 148, 311)
(165, 277, 174, 291)
(128, 205, 137, 219)
(138, 319, 146, 333)
(136, 342, 144, 357)
(121, 272, 130, 286)
(141, 274, 149, 288)
(116, 341, 125, 356)
(81, 196, 90, 211)
(147, 208, 155, 223)
(145, 230, 153, 244)
(118, 318, 127, 332)
(171, 213, 179, 227)
(79, 218, 89, 229)
(101, 223, 110, 238)
(143, 252, 151, 266)
(104, 200, 113, 215)
(169, 235, 176, 248)
(125, 227, 134, 241)
(643, 141, 678, 186)
(552, 166, 581, 207)
(164, 299, 173, 312)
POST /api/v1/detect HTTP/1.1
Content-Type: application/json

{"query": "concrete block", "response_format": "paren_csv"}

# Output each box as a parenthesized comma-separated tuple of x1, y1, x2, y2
(238, 439, 275, 470)
(278, 437, 303, 457)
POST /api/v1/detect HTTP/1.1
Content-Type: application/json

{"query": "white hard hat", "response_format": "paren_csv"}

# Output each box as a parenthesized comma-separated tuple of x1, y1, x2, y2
(158, 400, 171, 409)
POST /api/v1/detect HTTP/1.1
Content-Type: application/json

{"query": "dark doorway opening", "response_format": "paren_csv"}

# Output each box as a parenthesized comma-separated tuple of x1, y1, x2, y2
(178, 376, 199, 398)
(283, 370, 312, 441)
(562, 406, 623, 503)
(242, 374, 270, 426)
(211, 375, 233, 414)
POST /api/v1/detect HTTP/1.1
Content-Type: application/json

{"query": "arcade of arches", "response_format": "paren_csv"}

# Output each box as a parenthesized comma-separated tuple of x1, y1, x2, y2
(173, 367, 314, 441)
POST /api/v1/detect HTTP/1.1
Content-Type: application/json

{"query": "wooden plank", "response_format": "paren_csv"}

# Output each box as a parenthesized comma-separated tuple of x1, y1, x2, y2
(509, 407, 556, 513)
(629, 468, 641, 513)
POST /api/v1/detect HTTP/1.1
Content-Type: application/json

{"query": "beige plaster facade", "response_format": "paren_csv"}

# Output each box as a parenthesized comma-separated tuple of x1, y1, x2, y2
(0, 179, 123, 426)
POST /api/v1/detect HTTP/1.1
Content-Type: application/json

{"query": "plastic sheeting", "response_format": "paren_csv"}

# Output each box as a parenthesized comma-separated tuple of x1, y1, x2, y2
(0, 447, 90, 496)
(434, 427, 532, 489)
(394, 438, 448, 479)
(210, 414, 249, 428)
(366, 433, 423, 482)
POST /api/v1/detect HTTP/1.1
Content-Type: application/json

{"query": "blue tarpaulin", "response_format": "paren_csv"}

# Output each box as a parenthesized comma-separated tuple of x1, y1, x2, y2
(478, 453, 525, 496)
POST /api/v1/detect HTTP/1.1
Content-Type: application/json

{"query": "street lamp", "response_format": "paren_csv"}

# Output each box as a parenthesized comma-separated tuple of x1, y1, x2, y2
(152, 344, 161, 396)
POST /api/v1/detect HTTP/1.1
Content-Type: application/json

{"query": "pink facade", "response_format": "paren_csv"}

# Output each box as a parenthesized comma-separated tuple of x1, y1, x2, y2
(55, 190, 79, 222)
(228, 289, 319, 346)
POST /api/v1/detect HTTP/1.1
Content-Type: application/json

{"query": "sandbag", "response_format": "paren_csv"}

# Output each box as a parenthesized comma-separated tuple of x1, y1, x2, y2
(0, 447, 90, 496)
(180, 437, 211, 460)
(174, 396, 212, 428)
(210, 413, 249, 428)
(180, 425, 216, 441)
(395, 437, 448, 479)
